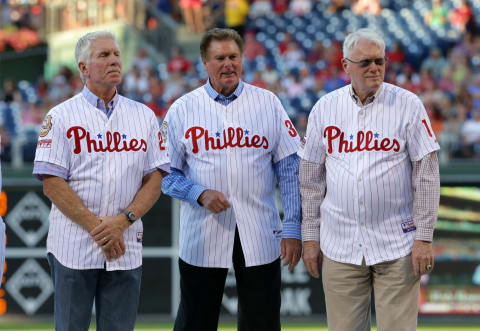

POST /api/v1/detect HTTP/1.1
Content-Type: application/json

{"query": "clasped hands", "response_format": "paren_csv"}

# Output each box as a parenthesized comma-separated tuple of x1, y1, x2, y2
(90, 215, 129, 261)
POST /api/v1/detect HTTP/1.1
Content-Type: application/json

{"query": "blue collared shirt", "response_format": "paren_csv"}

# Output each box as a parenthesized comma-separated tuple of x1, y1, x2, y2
(81, 85, 120, 118)
(203, 79, 244, 106)
(162, 80, 301, 240)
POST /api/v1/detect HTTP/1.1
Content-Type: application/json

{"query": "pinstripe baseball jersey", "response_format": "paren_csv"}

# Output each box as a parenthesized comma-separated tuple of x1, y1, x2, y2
(164, 82, 300, 268)
(34, 92, 169, 271)
(298, 82, 440, 266)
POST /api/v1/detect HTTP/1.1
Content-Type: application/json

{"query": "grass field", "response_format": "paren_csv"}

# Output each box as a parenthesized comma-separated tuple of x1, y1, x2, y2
(0, 324, 478, 331)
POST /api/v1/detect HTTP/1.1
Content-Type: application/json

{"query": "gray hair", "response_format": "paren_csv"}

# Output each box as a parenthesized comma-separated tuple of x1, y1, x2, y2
(343, 28, 385, 58)
(75, 31, 118, 81)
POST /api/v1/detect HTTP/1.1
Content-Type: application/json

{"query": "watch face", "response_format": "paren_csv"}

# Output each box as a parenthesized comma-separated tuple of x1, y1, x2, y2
(128, 212, 136, 221)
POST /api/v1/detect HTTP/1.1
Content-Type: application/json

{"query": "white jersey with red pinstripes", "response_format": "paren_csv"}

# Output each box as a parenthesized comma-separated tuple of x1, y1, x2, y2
(34, 93, 169, 271)
(164, 83, 300, 268)
(298, 82, 440, 266)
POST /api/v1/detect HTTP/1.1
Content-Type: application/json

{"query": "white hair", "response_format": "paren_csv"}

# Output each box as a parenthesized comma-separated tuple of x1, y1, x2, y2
(342, 28, 385, 58)
(75, 31, 118, 81)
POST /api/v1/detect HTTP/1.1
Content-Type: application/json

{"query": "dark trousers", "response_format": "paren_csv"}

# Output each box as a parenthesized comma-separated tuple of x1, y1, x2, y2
(174, 228, 281, 331)
(47, 253, 142, 331)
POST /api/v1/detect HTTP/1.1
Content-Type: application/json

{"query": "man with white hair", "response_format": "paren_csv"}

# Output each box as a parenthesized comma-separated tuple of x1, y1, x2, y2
(33, 31, 169, 331)
(299, 28, 440, 331)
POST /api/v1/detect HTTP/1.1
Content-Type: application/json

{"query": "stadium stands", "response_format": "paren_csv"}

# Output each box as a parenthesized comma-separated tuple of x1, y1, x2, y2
(2, 0, 480, 164)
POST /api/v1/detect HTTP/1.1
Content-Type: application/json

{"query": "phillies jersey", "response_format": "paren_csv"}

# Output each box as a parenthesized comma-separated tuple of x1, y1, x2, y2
(34, 93, 169, 271)
(298, 83, 440, 266)
(164, 82, 300, 268)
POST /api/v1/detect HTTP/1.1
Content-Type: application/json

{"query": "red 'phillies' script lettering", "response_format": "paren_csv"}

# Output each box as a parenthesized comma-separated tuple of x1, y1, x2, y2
(324, 125, 400, 154)
(185, 126, 269, 154)
(66, 126, 147, 154)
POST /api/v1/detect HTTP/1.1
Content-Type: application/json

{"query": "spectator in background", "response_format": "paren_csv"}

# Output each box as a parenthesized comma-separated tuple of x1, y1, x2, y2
(251, 70, 267, 88)
(386, 41, 405, 72)
(352, 0, 381, 16)
(262, 63, 280, 88)
(449, 0, 473, 33)
(180, 0, 205, 33)
(327, 0, 347, 14)
(306, 41, 325, 65)
(225, 0, 249, 37)
(425, 0, 447, 29)
(421, 48, 447, 80)
(203, 0, 225, 30)
(167, 48, 192, 74)
(243, 31, 266, 61)
(283, 71, 306, 98)
(249, 0, 272, 19)
(295, 112, 308, 137)
(278, 32, 293, 55)
(461, 110, 480, 157)
(123, 65, 149, 100)
(132, 48, 153, 75)
(283, 41, 305, 70)
(144, 76, 167, 120)
(290, 0, 312, 16)
(273, 0, 289, 15)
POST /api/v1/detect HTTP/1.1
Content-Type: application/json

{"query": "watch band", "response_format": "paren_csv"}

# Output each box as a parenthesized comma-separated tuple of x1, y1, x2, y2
(121, 209, 137, 224)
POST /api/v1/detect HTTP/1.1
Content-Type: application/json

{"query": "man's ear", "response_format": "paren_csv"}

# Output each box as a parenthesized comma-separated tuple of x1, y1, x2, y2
(341, 58, 349, 74)
(78, 62, 88, 78)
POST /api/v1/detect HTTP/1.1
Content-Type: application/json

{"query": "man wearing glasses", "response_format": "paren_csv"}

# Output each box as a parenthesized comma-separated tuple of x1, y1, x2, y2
(299, 28, 440, 331)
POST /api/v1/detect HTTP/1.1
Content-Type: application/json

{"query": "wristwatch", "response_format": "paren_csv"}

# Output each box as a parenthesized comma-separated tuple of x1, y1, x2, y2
(121, 209, 137, 224)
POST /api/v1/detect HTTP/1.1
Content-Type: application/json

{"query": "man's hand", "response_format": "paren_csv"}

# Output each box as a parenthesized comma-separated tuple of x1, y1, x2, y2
(303, 241, 322, 278)
(412, 240, 434, 278)
(91, 215, 129, 253)
(101, 238, 126, 261)
(281, 238, 302, 271)
(198, 189, 231, 213)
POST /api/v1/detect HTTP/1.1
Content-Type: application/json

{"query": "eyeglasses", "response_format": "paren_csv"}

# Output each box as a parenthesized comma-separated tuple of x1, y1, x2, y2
(344, 57, 387, 67)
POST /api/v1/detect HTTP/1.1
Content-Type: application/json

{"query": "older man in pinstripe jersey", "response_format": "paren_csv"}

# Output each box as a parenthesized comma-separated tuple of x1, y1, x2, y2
(300, 28, 440, 331)
(162, 28, 302, 331)
(33, 31, 169, 331)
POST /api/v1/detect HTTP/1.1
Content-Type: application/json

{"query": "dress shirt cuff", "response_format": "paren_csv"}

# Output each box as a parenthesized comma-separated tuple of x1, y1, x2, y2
(281, 222, 301, 240)
(187, 184, 207, 206)
(415, 227, 434, 242)
(301, 221, 320, 242)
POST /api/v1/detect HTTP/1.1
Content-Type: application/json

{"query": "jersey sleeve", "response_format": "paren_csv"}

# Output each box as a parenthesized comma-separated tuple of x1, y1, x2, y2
(297, 101, 326, 164)
(272, 96, 301, 163)
(406, 97, 440, 162)
(34, 110, 71, 170)
(163, 102, 186, 170)
(145, 110, 170, 173)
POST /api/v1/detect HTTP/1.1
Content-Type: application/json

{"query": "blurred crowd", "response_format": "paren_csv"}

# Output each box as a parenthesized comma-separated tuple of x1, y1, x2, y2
(2, 0, 480, 164)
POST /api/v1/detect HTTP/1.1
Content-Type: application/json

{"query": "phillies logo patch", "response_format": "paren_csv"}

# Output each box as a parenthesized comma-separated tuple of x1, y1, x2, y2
(66, 126, 147, 154)
(185, 126, 269, 154)
(39, 115, 52, 137)
(324, 126, 400, 154)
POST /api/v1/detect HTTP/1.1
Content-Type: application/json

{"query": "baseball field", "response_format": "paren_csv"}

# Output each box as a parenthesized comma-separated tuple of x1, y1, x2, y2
(0, 324, 478, 330)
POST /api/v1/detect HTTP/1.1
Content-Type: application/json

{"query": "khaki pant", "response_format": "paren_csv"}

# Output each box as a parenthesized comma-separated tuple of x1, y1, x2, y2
(322, 255, 420, 331)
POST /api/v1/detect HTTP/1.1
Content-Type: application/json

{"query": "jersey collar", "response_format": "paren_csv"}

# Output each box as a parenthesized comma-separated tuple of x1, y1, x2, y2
(349, 83, 384, 107)
(82, 85, 120, 117)
(204, 79, 244, 104)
